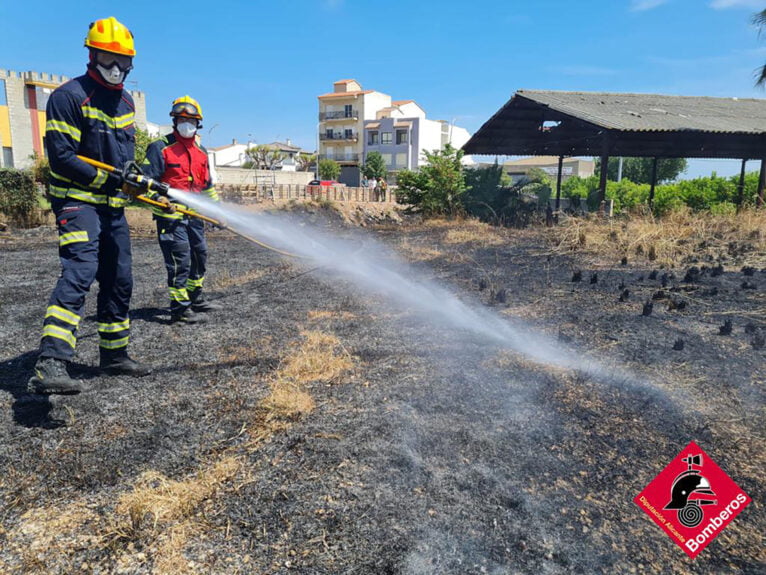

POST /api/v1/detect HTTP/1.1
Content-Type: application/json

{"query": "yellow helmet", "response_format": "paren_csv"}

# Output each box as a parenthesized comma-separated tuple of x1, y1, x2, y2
(84, 17, 135, 57)
(170, 95, 203, 121)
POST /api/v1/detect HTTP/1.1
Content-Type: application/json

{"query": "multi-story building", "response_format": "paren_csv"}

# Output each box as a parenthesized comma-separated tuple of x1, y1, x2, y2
(0, 68, 147, 169)
(364, 100, 471, 178)
(317, 79, 471, 185)
(317, 79, 391, 186)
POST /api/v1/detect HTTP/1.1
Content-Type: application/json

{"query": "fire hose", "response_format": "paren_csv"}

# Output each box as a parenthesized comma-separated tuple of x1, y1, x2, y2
(76, 155, 304, 259)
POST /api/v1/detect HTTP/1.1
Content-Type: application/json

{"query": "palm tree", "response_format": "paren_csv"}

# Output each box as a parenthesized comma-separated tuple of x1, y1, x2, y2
(754, 9, 766, 85)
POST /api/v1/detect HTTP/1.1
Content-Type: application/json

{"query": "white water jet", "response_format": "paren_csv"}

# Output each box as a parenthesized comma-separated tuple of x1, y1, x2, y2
(166, 190, 659, 392)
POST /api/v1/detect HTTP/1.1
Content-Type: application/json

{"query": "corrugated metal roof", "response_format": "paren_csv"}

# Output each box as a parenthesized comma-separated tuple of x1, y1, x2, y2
(517, 90, 766, 134)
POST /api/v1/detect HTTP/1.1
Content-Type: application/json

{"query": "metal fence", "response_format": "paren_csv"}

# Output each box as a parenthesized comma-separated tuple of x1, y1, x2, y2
(218, 183, 397, 204)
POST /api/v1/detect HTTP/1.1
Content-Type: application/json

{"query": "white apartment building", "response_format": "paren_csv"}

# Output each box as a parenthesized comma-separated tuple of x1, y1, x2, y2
(318, 79, 391, 185)
(317, 79, 471, 185)
(363, 100, 471, 176)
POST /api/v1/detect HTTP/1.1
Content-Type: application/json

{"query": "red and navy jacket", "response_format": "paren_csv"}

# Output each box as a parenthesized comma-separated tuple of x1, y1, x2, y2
(45, 72, 136, 208)
(143, 131, 219, 219)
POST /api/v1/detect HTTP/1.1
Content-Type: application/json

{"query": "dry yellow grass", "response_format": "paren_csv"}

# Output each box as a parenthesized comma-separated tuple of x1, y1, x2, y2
(443, 218, 506, 247)
(116, 456, 241, 535)
(258, 380, 316, 421)
(550, 209, 766, 267)
(395, 237, 444, 261)
(279, 330, 353, 384)
(209, 267, 270, 289)
(307, 310, 357, 321)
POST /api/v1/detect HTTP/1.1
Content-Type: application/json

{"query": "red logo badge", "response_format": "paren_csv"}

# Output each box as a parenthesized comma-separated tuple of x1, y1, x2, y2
(634, 441, 751, 558)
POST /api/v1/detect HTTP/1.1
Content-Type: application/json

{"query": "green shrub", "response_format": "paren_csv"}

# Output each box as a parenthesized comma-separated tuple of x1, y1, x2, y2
(709, 201, 737, 216)
(0, 168, 39, 227)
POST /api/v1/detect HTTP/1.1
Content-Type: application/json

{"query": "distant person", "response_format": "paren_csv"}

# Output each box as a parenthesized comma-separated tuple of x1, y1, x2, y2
(361, 176, 368, 190)
(28, 16, 152, 395)
(379, 178, 388, 202)
(371, 177, 379, 201)
(143, 96, 221, 324)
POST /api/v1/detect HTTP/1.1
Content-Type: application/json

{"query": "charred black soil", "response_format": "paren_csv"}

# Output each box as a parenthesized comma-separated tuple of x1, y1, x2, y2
(0, 207, 763, 574)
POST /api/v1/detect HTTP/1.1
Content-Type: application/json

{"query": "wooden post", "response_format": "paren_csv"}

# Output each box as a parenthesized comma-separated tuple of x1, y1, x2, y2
(758, 157, 766, 209)
(648, 157, 659, 208)
(598, 153, 609, 213)
(555, 155, 563, 221)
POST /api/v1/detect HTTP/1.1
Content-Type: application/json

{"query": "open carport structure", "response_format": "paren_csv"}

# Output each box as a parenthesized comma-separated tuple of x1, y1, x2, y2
(462, 90, 766, 210)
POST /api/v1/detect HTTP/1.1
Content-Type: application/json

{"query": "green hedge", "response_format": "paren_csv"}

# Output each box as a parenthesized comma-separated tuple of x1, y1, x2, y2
(0, 168, 39, 227)
(558, 172, 760, 216)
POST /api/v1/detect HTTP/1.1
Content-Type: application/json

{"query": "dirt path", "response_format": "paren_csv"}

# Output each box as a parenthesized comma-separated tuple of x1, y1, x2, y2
(0, 210, 763, 574)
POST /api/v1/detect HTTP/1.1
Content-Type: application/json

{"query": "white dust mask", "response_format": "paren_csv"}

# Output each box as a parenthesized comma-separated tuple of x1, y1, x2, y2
(177, 121, 198, 139)
(96, 63, 125, 85)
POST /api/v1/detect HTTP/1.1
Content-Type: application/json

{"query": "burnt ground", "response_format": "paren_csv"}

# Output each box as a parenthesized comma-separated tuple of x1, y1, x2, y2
(0, 205, 764, 574)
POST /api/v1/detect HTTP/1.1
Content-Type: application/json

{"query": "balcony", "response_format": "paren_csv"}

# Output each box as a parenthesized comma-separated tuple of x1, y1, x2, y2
(320, 132, 359, 142)
(319, 110, 359, 121)
(324, 153, 360, 164)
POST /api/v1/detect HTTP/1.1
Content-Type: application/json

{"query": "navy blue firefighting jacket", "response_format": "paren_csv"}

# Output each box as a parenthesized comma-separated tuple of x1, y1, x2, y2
(45, 71, 136, 208)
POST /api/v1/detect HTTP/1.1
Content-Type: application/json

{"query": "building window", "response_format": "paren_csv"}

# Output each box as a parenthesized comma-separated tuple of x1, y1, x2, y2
(344, 104, 353, 118)
(344, 128, 353, 140)
(381, 132, 392, 145)
(395, 153, 407, 168)
(2, 147, 13, 168)
(326, 128, 333, 139)
(368, 131, 379, 145)
(0, 80, 6, 106)
(396, 129, 408, 145)
(381, 153, 393, 167)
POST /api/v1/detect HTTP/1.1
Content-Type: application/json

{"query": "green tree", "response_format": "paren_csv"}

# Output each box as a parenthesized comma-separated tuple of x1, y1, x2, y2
(594, 157, 687, 184)
(296, 152, 316, 172)
(462, 160, 510, 222)
(245, 144, 285, 170)
(361, 151, 387, 180)
(318, 158, 341, 181)
(395, 144, 466, 216)
(134, 128, 151, 165)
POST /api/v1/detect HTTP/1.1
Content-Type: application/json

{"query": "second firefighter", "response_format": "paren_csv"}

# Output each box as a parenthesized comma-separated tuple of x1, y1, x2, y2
(143, 96, 221, 324)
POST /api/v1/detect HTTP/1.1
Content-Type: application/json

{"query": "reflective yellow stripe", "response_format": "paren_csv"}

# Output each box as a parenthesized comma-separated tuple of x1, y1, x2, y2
(89, 168, 108, 189)
(97, 319, 130, 333)
(186, 278, 204, 290)
(60, 231, 89, 246)
(169, 287, 189, 302)
(99, 336, 129, 350)
(42, 325, 76, 349)
(82, 106, 134, 129)
(50, 170, 74, 184)
(49, 185, 69, 198)
(45, 305, 81, 326)
(152, 206, 184, 219)
(65, 189, 108, 204)
(203, 187, 219, 202)
(46, 120, 81, 142)
(109, 196, 129, 208)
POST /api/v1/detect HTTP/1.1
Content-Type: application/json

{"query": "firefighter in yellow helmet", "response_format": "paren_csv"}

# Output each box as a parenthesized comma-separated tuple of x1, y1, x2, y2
(142, 96, 222, 324)
(28, 17, 151, 395)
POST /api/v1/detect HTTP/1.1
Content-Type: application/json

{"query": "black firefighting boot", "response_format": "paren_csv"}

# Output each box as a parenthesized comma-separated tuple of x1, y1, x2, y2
(27, 356, 83, 395)
(171, 308, 208, 324)
(100, 351, 152, 377)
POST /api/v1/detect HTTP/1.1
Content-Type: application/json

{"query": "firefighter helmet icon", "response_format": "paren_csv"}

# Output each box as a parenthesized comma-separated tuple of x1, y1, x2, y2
(664, 453, 717, 527)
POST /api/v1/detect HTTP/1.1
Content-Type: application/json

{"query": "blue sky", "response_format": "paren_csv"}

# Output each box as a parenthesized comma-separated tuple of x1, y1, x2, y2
(1, 0, 765, 178)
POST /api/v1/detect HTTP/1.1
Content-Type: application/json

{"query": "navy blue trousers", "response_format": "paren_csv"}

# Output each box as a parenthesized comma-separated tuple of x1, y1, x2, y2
(40, 199, 133, 361)
(156, 218, 207, 314)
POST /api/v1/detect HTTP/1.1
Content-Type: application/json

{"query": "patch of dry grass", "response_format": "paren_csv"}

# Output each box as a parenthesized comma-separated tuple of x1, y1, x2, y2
(307, 310, 357, 321)
(209, 267, 270, 289)
(396, 237, 445, 261)
(278, 330, 353, 384)
(550, 209, 766, 268)
(443, 218, 506, 247)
